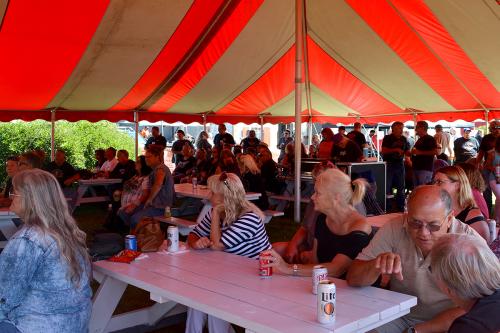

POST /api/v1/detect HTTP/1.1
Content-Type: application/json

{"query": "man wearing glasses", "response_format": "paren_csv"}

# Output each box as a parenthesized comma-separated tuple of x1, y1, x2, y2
(347, 186, 482, 333)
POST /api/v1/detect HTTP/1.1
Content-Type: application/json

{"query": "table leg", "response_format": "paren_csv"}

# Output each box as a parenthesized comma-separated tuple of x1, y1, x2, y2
(75, 184, 89, 207)
(89, 275, 128, 333)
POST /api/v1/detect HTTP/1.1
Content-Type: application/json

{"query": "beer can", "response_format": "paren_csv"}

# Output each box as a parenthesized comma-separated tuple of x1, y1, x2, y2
(312, 265, 328, 294)
(363, 147, 369, 158)
(164, 206, 172, 219)
(488, 219, 497, 242)
(192, 177, 198, 189)
(317, 280, 336, 324)
(167, 226, 179, 252)
(125, 235, 137, 251)
(259, 254, 272, 278)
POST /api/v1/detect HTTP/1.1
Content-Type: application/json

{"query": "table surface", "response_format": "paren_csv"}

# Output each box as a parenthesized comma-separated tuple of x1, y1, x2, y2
(366, 213, 403, 229)
(94, 249, 416, 333)
(174, 183, 261, 200)
(79, 178, 123, 185)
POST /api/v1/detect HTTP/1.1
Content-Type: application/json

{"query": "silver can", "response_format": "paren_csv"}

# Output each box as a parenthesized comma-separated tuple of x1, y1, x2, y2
(312, 265, 328, 294)
(167, 226, 179, 252)
(488, 219, 497, 242)
(317, 280, 336, 324)
(192, 177, 198, 189)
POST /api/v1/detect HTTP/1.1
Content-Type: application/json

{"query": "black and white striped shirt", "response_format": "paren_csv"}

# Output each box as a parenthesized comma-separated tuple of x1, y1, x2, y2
(191, 209, 271, 259)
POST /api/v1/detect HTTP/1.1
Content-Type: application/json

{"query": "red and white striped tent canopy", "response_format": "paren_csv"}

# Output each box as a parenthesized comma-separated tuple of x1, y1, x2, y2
(0, 0, 499, 124)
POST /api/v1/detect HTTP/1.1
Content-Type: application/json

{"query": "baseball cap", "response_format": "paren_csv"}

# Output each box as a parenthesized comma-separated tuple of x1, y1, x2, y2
(463, 128, 471, 132)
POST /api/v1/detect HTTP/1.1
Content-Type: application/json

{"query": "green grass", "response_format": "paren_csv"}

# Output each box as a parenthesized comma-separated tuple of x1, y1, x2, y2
(74, 201, 302, 332)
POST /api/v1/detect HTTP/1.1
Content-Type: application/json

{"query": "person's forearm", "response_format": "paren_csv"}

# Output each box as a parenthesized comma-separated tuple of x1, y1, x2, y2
(187, 233, 200, 248)
(288, 227, 308, 250)
(415, 307, 465, 333)
(346, 259, 380, 286)
(147, 185, 161, 203)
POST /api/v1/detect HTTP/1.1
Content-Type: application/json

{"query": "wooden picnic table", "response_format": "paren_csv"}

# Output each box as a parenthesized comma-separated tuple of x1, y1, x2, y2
(75, 178, 122, 206)
(90, 247, 416, 333)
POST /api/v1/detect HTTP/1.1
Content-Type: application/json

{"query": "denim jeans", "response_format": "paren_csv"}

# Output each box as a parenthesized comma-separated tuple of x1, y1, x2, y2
(121, 205, 164, 228)
(412, 170, 433, 187)
(386, 163, 405, 211)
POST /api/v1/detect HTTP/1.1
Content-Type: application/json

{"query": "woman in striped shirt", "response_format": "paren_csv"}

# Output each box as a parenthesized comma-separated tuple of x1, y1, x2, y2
(186, 172, 271, 333)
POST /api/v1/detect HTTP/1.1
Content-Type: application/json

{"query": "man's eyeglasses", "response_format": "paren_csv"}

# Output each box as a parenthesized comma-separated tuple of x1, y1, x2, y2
(405, 215, 447, 233)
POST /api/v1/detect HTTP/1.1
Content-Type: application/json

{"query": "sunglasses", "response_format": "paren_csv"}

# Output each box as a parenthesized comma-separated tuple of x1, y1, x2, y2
(405, 215, 447, 233)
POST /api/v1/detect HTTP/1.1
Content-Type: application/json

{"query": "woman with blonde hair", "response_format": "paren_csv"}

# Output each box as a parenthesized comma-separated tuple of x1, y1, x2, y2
(430, 233, 500, 333)
(0, 169, 91, 333)
(262, 168, 372, 278)
(237, 154, 268, 210)
(457, 162, 489, 219)
(433, 166, 490, 242)
(186, 172, 271, 333)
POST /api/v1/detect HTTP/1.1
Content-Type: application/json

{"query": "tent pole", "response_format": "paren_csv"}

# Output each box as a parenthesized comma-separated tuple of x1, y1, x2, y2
(50, 109, 56, 161)
(412, 112, 418, 141)
(293, 0, 304, 223)
(259, 115, 264, 141)
(307, 117, 312, 145)
(202, 114, 207, 132)
(134, 111, 139, 158)
(485, 110, 489, 135)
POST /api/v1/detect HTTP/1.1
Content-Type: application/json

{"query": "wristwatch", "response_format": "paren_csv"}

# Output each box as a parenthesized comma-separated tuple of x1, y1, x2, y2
(292, 264, 299, 276)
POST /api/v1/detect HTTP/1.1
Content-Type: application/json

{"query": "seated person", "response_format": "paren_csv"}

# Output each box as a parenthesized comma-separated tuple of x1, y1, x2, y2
(331, 133, 363, 163)
(94, 148, 106, 170)
(433, 166, 490, 242)
(262, 168, 371, 278)
(0, 156, 19, 207)
(281, 142, 308, 175)
(124, 145, 175, 228)
(109, 149, 136, 182)
(456, 162, 489, 219)
(45, 149, 80, 188)
(187, 172, 271, 333)
(0, 169, 91, 333)
(192, 148, 211, 185)
(115, 156, 152, 231)
(217, 149, 240, 176)
(172, 144, 196, 183)
(99, 147, 118, 176)
(237, 154, 268, 210)
(207, 146, 221, 177)
(18, 151, 43, 171)
(430, 234, 500, 333)
(347, 185, 481, 333)
(258, 148, 284, 194)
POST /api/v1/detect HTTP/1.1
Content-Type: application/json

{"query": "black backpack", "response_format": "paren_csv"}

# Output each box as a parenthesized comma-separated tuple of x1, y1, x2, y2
(89, 233, 124, 261)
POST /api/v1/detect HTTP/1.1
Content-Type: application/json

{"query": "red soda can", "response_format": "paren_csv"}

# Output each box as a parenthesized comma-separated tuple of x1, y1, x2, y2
(259, 254, 272, 278)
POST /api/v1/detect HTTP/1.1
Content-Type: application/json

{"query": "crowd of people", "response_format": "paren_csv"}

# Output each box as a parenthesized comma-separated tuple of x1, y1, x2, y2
(0, 121, 499, 333)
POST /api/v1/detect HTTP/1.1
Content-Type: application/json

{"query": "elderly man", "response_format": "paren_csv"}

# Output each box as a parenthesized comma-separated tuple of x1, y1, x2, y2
(240, 130, 260, 154)
(453, 128, 479, 163)
(430, 234, 500, 333)
(347, 185, 481, 333)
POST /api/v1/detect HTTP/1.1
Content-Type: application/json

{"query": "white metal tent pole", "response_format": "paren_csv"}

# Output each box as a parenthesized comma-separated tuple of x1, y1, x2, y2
(202, 114, 207, 132)
(134, 111, 139, 158)
(485, 110, 489, 135)
(50, 109, 56, 161)
(293, 0, 304, 223)
(259, 115, 264, 141)
(307, 117, 312, 145)
(412, 112, 418, 141)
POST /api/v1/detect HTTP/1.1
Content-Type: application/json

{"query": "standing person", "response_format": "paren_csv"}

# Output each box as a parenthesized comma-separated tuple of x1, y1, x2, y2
(381, 121, 410, 212)
(338, 126, 346, 137)
(171, 129, 194, 166)
(195, 131, 212, 155)
(411, 121, 438, 186)
(434, 124, 453, 160)
(0, 169, 91, 332)
(240, 130, 260, 154)
(347, 122, 368, 150)
(318, 128, 334, 160)
(453, 128, 479, 163)
(331, 133, 363, 163)
(125, 145, 175, 228)
(186, 173, 271, 333)
(100, 147, 119, 175)
(144, 126, 167, 149)
(430, 234, 500, 333)
(475, 129, 483, 145)
(213, 124, 235, 149)
(308, 134, 320, 158)
(277, 129, 293, 162)
(347, 186, 481, 333)
(403, 130, 415, 149)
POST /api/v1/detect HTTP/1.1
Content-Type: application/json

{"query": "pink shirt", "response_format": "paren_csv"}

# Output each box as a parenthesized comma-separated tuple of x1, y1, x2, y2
(472, 188, 489, 219)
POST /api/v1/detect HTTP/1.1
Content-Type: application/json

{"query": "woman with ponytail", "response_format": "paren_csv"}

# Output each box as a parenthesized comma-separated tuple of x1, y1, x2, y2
(262, 168, 372, 278)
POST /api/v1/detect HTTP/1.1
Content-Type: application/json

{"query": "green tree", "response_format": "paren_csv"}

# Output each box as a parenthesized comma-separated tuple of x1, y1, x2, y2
(0, 120, 135, 184)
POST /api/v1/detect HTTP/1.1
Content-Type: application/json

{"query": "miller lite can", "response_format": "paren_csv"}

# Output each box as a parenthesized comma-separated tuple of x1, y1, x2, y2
(259, 253, 272, 278)
(312, 265, 328, 294)
(167, 226, 179, 252)
(125, 235, 137, 251)
(317, 280, 336, 324)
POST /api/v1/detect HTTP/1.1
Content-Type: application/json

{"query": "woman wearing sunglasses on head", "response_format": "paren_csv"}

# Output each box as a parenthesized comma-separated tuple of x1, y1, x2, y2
(0, 169, 91, 333)
(186, 172, 271, 333)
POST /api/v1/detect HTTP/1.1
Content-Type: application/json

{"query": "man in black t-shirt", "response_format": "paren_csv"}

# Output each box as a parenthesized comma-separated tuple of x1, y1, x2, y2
(144, 126, 167, 149)
(45, 150, 80, 188)
(171, 129, 194, 165)
(411, 121, 438, 186)
(213, 123, 236, 148)
(382, 121, 410, 211)
(331, 134, 362, 163)
(240, 130, 260, 154)
(109, 150, 136, 182)
(453, 128, 479, 163)
(347, 122, 368, 150)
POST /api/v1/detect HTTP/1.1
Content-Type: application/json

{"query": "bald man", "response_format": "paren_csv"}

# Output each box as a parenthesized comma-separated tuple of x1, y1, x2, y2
(347, 186, 482, 333)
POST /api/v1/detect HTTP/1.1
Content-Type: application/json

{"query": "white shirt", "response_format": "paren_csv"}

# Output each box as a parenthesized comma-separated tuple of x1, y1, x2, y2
(100, 159, 118, 172)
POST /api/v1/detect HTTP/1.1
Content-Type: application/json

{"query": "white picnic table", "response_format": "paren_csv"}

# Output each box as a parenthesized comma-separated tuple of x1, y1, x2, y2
(366, 213, 403, 229)
(75, 178, 122, 206)
(174, 183, 261, 201)
(0, 208, 21, 249)
(90, 247, 416, 333)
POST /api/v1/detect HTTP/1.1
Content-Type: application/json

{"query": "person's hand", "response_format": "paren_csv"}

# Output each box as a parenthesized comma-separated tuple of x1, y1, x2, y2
(260, 249, 290, 274)
(374, 252, 403, 281)
(283, 244, 299, 263)
(192, 237, 212, 249)
(63, 179, 73, 187)
(124, 203, 137, 214)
